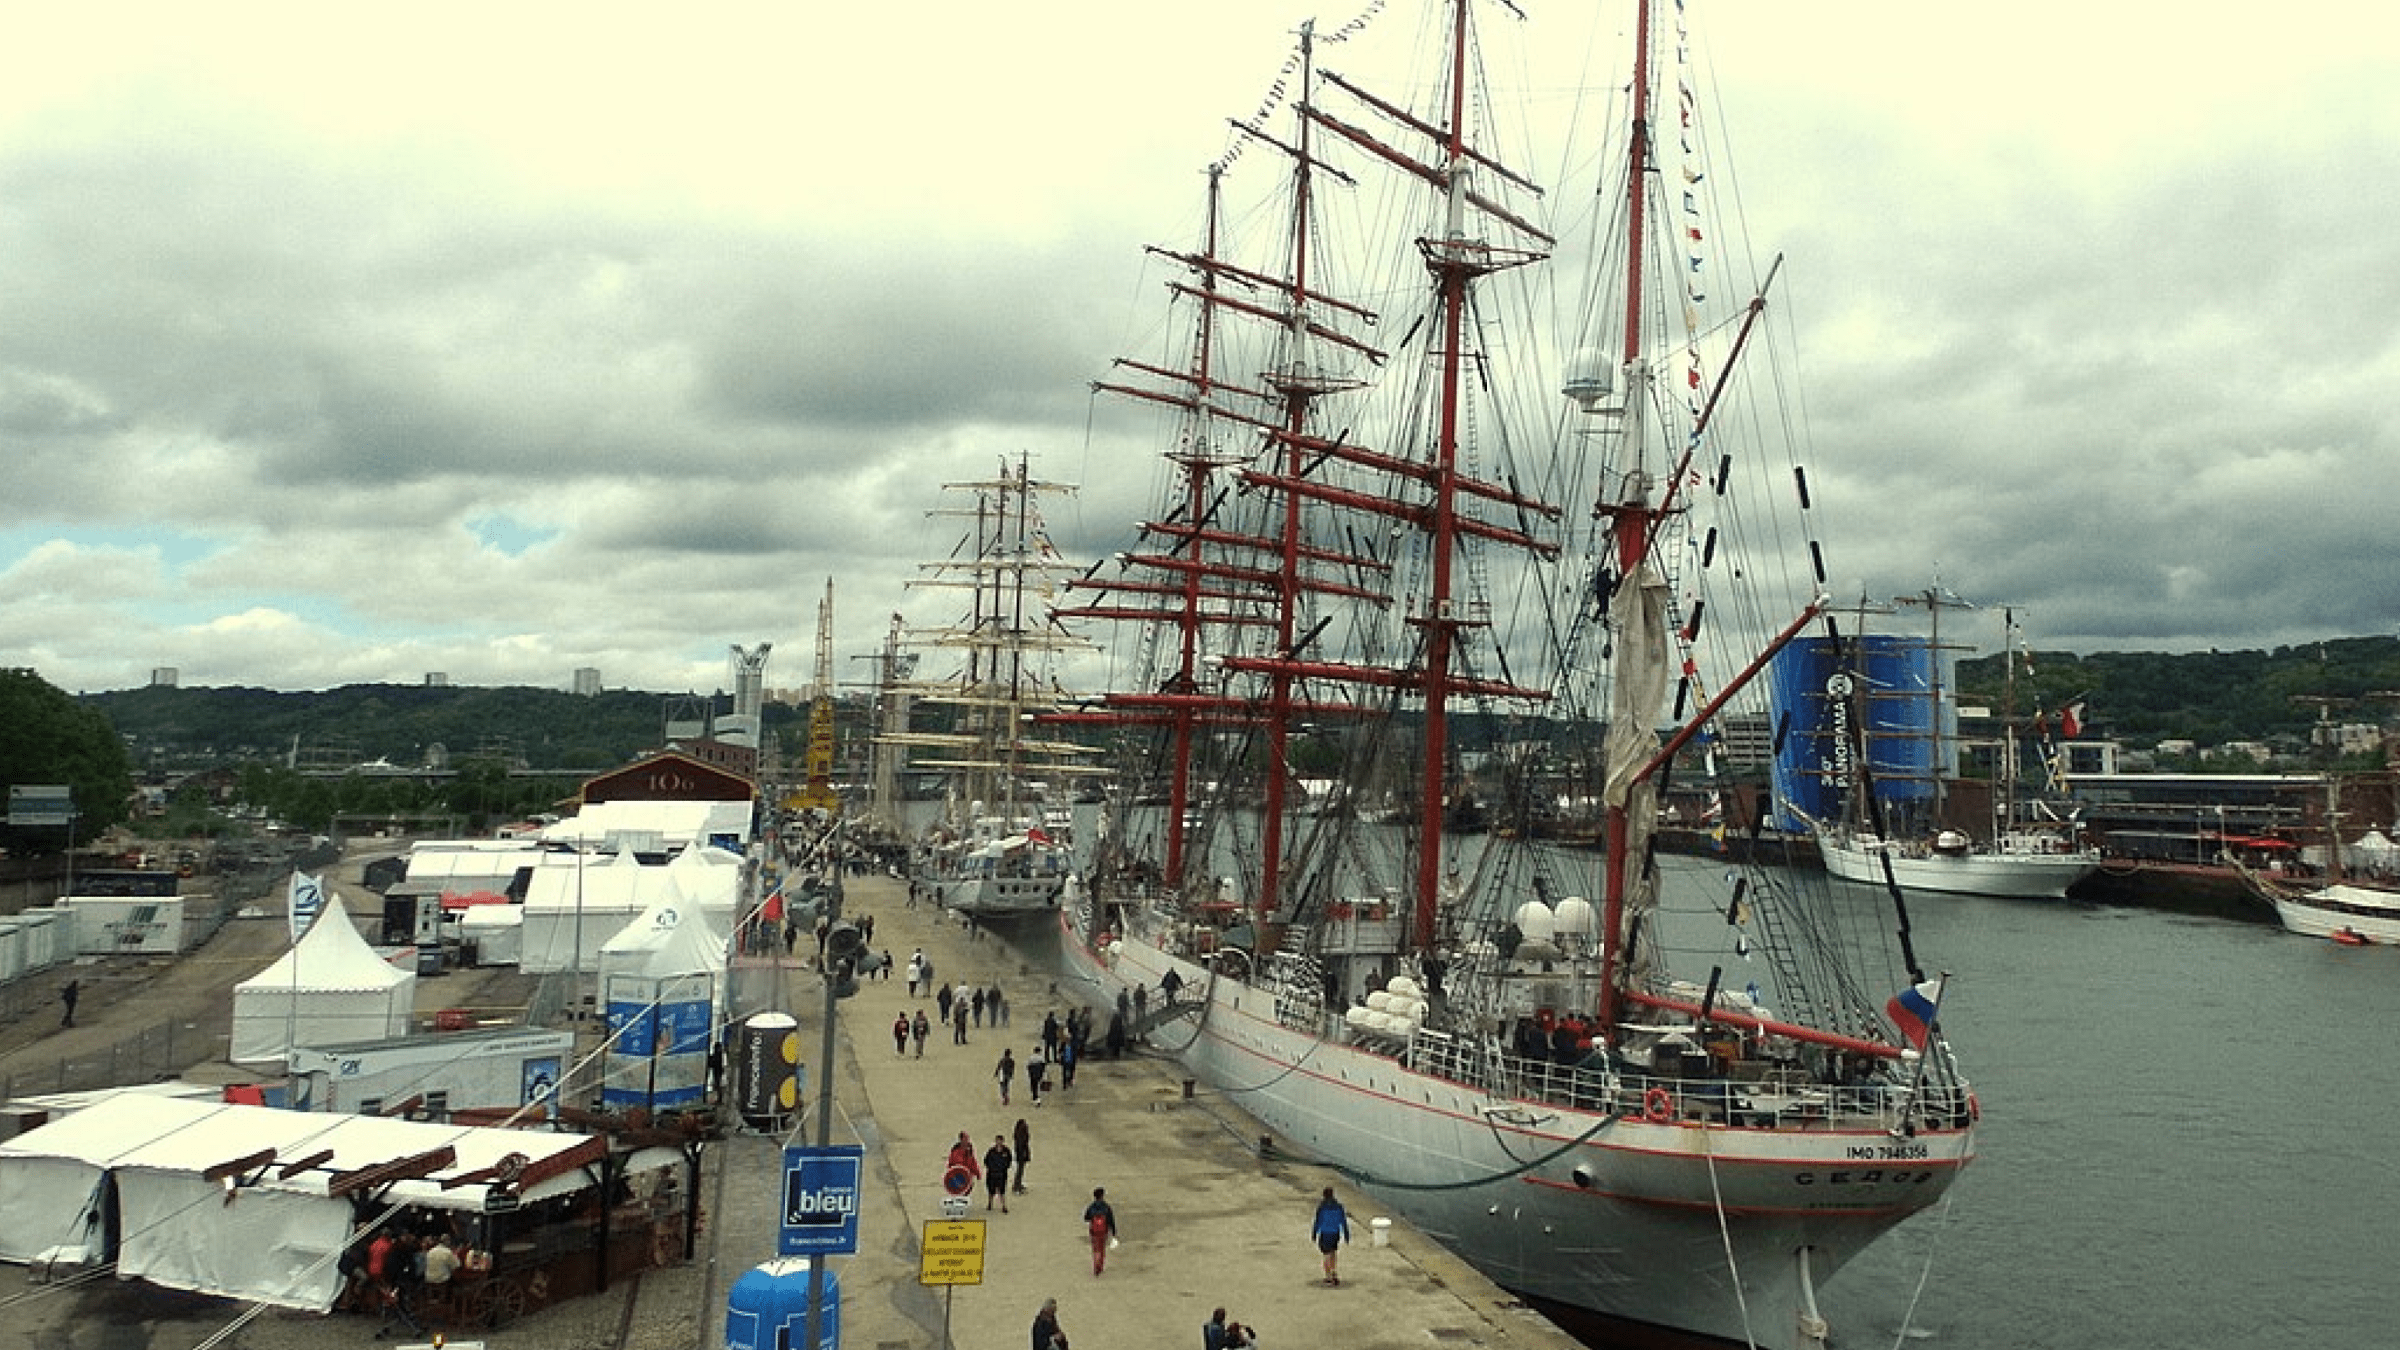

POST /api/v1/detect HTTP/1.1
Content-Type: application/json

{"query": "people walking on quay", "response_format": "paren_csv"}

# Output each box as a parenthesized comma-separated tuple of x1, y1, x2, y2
(973, 986, 988, 1026)
(953, 998, 970, 1045)
(893, 1014, 910, 1057)
(1012, 1117, 1032, 1193)
(1312, 1186, 1353, 1285)
(911, 1009, 930, 1058)
(1058, 1036, 1079, 1089)
(937, 982, 955, 1025)
(906, 951, 924, 996)
(983, 1135, 1014, 1212)
(948, 1130, 983, 1186)
(1026, 1047, 1048, 1106)
(1042, 1010, 1062, 1056)
(1082, 1187, 1118, 1275)
(995, 1048, 1016, 1105)
(1204, 1306, 1229, 1350)
(990, 984, 1009, 1025)
(59, 979, 78, 1028)
(1032, 1297, 1068, 1350)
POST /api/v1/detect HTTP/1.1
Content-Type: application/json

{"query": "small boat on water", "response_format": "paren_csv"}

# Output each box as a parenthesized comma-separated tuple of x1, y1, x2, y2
(1816, 826, 2099, 900)
(1044, 3, 1977, 1346)
(2234, 866, 2400, 944)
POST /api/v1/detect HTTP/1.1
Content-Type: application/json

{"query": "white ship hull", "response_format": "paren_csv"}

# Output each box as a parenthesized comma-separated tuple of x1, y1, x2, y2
(2268, 882, 2400, 943)
(1818, 833, 2097, 899)
(924, 868, 1069, 919)
(1052, 917, 1972, 1350)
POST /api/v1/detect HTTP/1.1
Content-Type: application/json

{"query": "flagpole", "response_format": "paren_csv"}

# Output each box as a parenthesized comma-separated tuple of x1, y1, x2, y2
(1894, 970, 1949, 1138)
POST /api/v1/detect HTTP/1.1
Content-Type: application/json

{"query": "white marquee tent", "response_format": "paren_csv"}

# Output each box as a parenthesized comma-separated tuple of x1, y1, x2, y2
(230, 902, 416, 1069)
(0, 1094, 663, 1311)
(520, 845, 744, 975)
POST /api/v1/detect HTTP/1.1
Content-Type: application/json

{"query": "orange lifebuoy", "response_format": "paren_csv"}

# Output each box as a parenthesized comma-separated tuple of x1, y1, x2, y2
(1642, 1086, 1674, 1123)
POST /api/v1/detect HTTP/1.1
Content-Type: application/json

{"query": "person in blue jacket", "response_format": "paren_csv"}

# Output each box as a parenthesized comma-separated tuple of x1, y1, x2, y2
(1311, 1186, 1352, 1285)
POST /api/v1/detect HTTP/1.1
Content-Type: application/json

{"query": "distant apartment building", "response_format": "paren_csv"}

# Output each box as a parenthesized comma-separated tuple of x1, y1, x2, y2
(573, 667, 603, 697)
(149, 667, 179, 688)
(424, 672, 450, 687)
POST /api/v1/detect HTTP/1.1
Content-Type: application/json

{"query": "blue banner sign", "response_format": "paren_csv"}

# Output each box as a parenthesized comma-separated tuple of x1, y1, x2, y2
(780, 1145, 864, 1256)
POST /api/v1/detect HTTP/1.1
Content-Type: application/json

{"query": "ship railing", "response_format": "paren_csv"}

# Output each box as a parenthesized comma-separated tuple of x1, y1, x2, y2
(1403, 1031, 1967, 1131)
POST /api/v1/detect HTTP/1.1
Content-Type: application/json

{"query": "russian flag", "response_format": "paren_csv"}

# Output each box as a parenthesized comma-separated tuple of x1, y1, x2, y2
(1886, 978, 1944, 1048)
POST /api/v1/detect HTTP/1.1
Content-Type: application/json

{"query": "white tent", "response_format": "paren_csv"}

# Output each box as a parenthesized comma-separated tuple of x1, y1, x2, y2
(0, 1094, 660, 1310)
(598, 898, 727, 1110)
(457, 902, 525, 966)
(519, 847, 651, 975)
(230, 902, 416, 1068)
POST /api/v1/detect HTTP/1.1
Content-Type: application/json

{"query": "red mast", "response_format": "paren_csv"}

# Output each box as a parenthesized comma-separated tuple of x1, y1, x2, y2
(1595, 0, 1659, 1035)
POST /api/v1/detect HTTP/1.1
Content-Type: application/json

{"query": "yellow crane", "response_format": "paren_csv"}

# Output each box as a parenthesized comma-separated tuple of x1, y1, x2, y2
(785, 579, 843, 815)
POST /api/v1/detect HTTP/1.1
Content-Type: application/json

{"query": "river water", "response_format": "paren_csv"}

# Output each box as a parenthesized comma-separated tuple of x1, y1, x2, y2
(1810, 879, 2389, 1349)
(952, 803, 2386, 1346)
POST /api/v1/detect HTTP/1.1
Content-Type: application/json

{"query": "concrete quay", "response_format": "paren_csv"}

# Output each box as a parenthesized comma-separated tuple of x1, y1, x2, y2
(0, 867, 1589, 1350)
(637, 870, 1586, 1350)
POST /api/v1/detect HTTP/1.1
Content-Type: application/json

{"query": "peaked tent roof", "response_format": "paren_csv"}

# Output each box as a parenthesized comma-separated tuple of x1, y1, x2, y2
(235, 899, 412, 995)
(599, 894, 728, 981)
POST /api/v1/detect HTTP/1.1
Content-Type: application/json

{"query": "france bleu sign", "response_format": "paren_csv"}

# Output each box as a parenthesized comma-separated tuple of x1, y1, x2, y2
(780, 1144, 864, 1255)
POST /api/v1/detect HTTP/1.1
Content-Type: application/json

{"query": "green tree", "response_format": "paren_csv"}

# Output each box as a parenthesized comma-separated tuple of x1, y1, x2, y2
(0, 668, 137, 850)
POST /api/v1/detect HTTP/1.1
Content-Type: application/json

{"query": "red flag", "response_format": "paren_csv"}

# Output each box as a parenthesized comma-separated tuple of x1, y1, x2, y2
(2060, 701, 2085, 739)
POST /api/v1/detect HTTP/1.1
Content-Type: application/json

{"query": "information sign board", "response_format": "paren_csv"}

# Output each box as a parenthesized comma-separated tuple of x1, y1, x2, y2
(918, 1219, 986, 1286)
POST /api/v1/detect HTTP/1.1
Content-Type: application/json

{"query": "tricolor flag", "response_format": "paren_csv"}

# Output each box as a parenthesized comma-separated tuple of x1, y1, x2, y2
(287, 870, 325, 944)
(1886, 978, 1944, 1049)
(2060, 701, 2086, 739)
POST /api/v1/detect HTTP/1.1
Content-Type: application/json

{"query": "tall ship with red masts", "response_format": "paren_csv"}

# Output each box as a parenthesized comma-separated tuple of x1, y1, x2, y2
(1048, 3, 1977, 1347)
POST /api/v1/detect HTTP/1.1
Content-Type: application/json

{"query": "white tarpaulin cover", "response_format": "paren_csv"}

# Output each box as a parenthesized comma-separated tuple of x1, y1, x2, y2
(230, 902, 416, 1068)
(0, 1094, 620, 1310)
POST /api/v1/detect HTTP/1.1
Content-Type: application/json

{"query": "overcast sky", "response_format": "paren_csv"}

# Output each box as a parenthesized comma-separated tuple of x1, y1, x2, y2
(3, 0, 2393, 699)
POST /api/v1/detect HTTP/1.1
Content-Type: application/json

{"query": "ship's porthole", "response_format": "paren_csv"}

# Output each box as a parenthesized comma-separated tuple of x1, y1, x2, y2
(1570, 1165, 1595, 1189)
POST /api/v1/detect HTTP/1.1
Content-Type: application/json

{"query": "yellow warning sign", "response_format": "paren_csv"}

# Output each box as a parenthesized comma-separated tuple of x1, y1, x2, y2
(919, 1219, 986, 1286)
